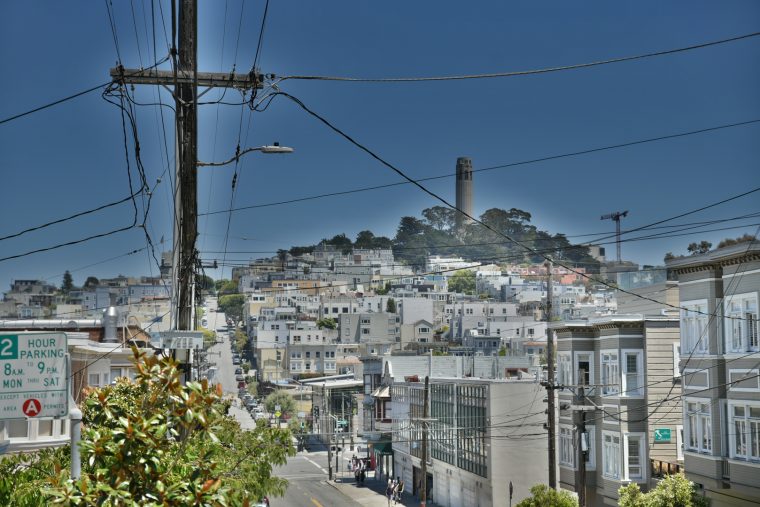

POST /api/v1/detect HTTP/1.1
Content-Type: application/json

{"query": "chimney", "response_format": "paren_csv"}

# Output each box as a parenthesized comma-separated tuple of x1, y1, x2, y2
(103, 306, 119, 343)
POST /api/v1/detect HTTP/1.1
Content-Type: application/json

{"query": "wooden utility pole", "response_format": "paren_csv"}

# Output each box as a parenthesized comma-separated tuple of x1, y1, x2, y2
(109, 0, 261, 380)
(543, 261, 557, 489)
(420, 376, 429, 506)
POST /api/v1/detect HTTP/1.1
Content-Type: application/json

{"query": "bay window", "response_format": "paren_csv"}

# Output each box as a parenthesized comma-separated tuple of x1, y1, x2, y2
(601, 351, 619, 396)
(624, 433, 645, 481)
(681, 300, 708, 355)
(559, 426, 574, 467)
(602, 431, 621, 480)
(725, 294, 759, 353)
(557, 353, 572, 386)
(621, 350, 643, 397)
(730, 403, 760, 462)
(685, 400, 712, 454)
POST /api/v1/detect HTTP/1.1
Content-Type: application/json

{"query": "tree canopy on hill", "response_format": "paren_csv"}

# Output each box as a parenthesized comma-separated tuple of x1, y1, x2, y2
(392, 206, 599, 269)
(275, 206, 598, 272)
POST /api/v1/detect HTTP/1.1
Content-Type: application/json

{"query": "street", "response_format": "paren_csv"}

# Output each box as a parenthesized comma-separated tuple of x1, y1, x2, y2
(269, 451, 359, 507)
(202, 298, 399, 507)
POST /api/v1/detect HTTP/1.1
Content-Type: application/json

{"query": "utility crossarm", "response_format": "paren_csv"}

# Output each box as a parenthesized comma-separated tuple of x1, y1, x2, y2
(109, 67, 263, 92)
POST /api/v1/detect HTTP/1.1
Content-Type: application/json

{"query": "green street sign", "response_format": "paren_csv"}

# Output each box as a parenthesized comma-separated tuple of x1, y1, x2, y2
(654, 428, 671, 442)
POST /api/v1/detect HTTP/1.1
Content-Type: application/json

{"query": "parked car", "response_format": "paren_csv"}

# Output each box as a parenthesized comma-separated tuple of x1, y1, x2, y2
(237, 381, 246, 389)
(232, 358, 240, 365)
(234, 368, 243, 375)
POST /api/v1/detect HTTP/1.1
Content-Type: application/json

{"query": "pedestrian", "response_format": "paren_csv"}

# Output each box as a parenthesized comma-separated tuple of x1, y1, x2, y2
(398, 478, 405, 502)
(392, 479, 399, 505)
(386, 479, 393, 507)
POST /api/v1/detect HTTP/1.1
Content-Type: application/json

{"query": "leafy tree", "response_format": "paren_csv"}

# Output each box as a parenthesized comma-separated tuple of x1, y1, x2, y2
(516, 484, 578, 507)
(355, 230, 377, 249)
(197, 274, 214, 291)
(386, 297, 397, 314)
(422, 206, 457, 231)
(316, 317, 337, 330)
(277, 249, 288, 269)
(0, 447, 70, 505)
(618, 473, 709, 507)
(265, 390, 296, 418)
(218, 294, 246, 321)
(5, 348, 294, 505)
(448, 270, 475, 295)
(687, 241, 712, 255)
(664, 252, 676, 261)
(61, 271, 74, 294)
(234, 328, 248, 352)
(717, 233, 756, 249)
(83, 276, 99, 289)
(375, 282, 391, 295)
(289, 245, 315, 256)
(323, 233, 353, 253)
(217, 279, 238, 295)
(498, 347, 507, 356)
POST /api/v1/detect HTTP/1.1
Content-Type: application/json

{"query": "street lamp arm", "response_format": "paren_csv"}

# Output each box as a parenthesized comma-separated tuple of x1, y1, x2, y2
(197, 144, 294, 167)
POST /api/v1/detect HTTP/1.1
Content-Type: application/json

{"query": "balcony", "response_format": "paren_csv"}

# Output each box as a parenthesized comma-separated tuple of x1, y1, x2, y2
(650, 458, 682, 479)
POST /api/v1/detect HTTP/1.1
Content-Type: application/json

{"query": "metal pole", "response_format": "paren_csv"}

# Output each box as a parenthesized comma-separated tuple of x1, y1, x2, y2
(576, 378, 587, 507)
(420, 376, 429, 506)
(326, 383, 333, 480)
(70, 402, 82, 479)
(544, 261, 557, 489)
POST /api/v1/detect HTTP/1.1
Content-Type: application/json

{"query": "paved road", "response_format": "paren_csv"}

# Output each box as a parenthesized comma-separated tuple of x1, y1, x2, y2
(203, 298, 257, 429)
(270, 451, 360, 507)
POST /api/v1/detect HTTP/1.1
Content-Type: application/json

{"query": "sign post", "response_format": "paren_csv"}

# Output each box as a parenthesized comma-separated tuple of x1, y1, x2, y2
(0, 332, 68, 420)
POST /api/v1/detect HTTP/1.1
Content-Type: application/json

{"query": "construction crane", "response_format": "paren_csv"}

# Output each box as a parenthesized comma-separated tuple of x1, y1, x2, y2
(600, 210, 629, 263)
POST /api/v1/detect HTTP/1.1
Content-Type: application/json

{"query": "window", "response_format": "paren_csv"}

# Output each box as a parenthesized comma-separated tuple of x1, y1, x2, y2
(466, 308, 473, 315)
(528, 328, 535, 336)
(729, 403, 760, 461)
(305, 362, 311, 370)
(601, 351, 619, 396)
(305, 351, 311, 358)
(419, 327, 430, 334)
(685, 400, 712, 454)
(364, 374, 372, 394)
(362, 328, 370, 335)
(559, 426, 575, 467)
(316, 351, 320, 358)
(621, 350, 643, 397)
(557, 353, 572, 386)
(585, 426, 596, 470)
(725, 293, 759, 353)
(602, 432, 621, 479)
(625, 433, 645, 481)
(676, 425, 684, 461)
(681, 300, 708, 355)
(575, 352, 593, 388)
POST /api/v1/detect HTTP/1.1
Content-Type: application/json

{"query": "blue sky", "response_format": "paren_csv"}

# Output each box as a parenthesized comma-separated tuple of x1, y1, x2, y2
(1, 1, 759, 290)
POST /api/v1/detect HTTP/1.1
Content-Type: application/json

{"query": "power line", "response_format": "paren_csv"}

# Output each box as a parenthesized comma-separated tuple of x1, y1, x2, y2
(0, 193, 140, 242)
(200, 118, 760, 216)
(279, 31, 760, 83)
(0, 55, 170, 127)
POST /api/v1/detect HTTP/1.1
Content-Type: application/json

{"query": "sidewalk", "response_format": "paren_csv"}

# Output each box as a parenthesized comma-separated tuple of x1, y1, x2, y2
(227, 398, 257, 430)
(329, 475, 421, 507)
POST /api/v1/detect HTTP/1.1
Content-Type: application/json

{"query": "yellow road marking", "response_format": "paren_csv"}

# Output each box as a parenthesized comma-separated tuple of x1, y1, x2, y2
(311, 498, 324, 507)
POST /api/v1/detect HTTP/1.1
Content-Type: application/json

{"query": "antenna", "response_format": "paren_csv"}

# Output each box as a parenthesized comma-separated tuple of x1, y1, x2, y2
(600, 210, 629, 262)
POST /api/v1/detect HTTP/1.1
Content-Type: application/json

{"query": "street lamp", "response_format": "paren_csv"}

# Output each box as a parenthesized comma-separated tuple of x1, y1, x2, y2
(197, 142, 294, 167)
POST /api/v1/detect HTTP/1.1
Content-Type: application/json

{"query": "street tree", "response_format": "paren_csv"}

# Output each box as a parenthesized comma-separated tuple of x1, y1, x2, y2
(1, 348, 294, 505)
(61, 271, 74, 294)
(619, 473, 708, 507)
(448, 270, 476, 295)
(516, 484, 577, 507)
(265, 390, 296, 418)
(83, 276, 99, 289)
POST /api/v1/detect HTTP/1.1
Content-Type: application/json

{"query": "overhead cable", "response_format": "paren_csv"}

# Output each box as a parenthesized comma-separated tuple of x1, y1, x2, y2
(280, 31, 760, 83)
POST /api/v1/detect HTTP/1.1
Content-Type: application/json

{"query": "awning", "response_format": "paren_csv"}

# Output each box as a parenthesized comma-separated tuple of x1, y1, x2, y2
(372, 441, 393, 455)
(371, 386, 391, 398)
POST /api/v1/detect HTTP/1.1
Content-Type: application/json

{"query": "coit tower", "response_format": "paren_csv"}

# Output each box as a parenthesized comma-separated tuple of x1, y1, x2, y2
(455, 157, 473, 228)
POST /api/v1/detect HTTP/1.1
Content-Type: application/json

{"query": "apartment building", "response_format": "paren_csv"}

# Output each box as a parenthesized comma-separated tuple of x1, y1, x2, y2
(666, 241, 760, 506)
(553, 315, 682, 506)
(338, 312, 400, 355)
(391, 377, 547, 506)
(287, 326, 338, 376)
